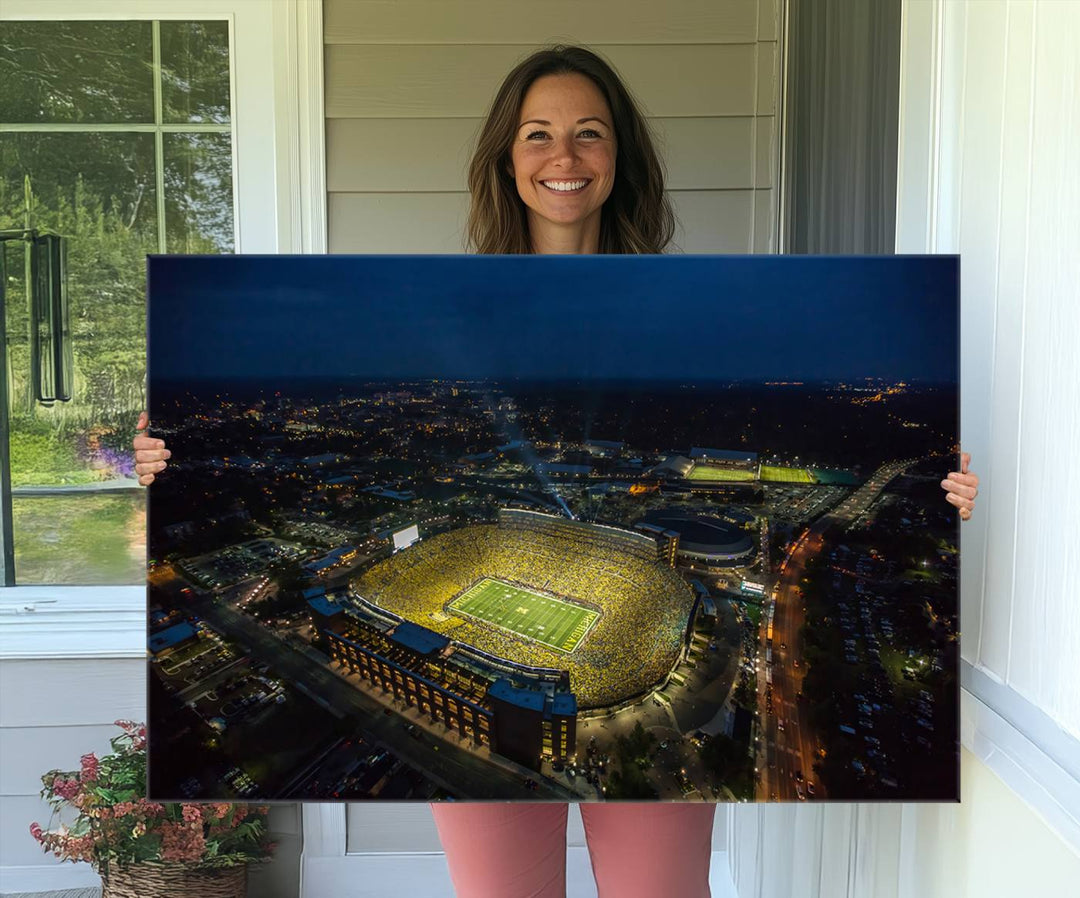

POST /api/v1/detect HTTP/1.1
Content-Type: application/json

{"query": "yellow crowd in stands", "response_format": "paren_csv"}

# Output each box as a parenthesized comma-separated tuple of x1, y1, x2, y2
(351, 519, 694, 707)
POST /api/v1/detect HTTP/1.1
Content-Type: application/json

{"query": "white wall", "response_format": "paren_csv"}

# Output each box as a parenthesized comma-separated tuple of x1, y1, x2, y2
(899, 748, 1080, 898)
(324, 0, 781, 254)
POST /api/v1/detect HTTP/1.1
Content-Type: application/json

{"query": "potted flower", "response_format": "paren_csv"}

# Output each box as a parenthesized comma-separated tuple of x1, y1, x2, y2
(30, 720, 275, 897)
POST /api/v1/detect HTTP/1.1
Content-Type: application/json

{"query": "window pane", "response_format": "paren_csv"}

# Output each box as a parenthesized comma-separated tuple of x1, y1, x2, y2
(164, 132, 235, 253)
(12, 492, 146, 585)
(0, 21, 154, 124)
(2, 132, 154, 585)
(1, 130, 156, 473)
(160, 21, 232, 124)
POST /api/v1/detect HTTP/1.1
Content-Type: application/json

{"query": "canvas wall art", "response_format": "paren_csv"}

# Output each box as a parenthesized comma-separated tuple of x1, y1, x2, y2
(147, 254, 959, 803)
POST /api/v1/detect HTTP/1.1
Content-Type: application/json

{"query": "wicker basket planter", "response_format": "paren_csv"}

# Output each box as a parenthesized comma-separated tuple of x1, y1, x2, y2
(100, 862, 248, 898)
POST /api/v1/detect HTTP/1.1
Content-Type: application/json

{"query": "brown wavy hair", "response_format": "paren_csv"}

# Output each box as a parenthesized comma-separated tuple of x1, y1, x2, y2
(466, 45, 675, 255)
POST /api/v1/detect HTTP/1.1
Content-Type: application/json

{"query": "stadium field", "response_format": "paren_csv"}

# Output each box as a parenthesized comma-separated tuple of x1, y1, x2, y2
(686, 465, 756, 482)
(449, 577, 598, 654)
(760, 465, 817, 483)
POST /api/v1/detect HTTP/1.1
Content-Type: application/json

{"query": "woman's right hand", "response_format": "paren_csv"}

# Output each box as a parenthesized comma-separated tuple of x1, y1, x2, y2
(133, 411, 171, 486)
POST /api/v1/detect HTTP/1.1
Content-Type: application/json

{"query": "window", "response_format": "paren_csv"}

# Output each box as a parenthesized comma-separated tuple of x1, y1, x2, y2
(1, 18, 233, 586)
(0, 0, 324, 658)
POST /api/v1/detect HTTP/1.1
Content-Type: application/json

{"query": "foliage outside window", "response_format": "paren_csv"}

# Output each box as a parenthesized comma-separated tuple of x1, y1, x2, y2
(0, 20, 234, 584)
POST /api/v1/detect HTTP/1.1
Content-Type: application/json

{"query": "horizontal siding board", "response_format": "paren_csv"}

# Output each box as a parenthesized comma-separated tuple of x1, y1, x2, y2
(655, 117, 755, 189)
(326, 117, 759, 193)
(324, 0, 760, 45)
(0, 659, 145, 728)
(754, 115, 775, 188)
(2, 794, 74, 867)
(325, 44, 758, 118)
(326, 118, 478, 192)
(755, 41, 778, 115)
(329, 192, 469, 253)
(753, 187, 777, 252)
(328, 188, 756, 254)
(0, 724, 122, 796)
(758, 0, 780, 42)
(670, 189, 755, 253)
(345, 803, 443, 852)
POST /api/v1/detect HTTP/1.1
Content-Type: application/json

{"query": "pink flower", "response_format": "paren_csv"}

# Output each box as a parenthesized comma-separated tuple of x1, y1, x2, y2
(29, 822, 43, 842)
(52, 777, 80, 801)
(160, 821, 206, 863)
(181, 805, 202, 824)
(80, 753, 100, 782)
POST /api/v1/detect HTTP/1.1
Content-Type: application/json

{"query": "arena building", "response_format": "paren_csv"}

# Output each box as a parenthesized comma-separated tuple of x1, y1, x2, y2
(638, 510, 756, 568)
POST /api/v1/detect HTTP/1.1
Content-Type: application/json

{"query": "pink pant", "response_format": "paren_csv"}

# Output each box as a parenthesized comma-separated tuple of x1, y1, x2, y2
(430, 802, 716, 898)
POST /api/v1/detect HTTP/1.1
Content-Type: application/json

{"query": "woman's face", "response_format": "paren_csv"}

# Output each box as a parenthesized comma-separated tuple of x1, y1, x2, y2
(509, 73, 617, 237)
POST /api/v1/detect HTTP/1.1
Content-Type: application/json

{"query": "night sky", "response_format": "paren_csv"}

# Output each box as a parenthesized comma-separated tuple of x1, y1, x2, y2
(148, 255, 958, 384)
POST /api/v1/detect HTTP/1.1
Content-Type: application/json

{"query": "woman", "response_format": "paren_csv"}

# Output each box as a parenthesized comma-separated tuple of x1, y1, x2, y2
(135, 46, 979, 898)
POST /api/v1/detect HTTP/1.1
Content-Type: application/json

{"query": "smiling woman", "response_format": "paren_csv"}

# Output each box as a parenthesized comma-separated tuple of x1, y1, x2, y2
(465, 45, 674, 255)
(509, 73, 617, 251)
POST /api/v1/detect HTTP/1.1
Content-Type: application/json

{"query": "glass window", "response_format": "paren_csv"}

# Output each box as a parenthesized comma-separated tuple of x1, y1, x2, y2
(1, 19, 233, 585)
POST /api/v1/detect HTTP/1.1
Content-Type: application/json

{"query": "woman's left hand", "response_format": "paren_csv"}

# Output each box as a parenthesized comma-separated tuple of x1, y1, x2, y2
(941, 451, 979, 521)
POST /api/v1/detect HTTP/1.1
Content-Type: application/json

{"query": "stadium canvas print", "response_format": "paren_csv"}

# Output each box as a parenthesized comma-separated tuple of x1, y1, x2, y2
(147, 254, 960, 803)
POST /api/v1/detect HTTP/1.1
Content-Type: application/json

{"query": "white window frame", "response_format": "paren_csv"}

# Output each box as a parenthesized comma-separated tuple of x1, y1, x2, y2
(0, 0, 326, 660)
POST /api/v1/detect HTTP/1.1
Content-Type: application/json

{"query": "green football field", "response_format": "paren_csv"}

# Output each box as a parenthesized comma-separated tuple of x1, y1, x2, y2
(448, 577, 598, 654)
(760, 464, 817, 483)
(686, 465, 757, 482)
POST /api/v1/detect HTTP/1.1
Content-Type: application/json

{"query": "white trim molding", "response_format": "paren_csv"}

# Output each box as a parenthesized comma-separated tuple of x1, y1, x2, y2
(0, 586, 144, 660)
(273, 0, 328, 254)
(961, 666, 1080, 853)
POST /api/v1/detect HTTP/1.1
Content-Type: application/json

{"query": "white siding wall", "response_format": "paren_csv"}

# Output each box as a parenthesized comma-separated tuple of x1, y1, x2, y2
(324, 0, 781, 254)
(0, 660, 146, 884)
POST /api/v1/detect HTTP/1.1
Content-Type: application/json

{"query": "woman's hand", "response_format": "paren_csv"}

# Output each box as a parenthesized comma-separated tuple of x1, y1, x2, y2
(133, 411, 171, 486)
(941, 451, 979, 521)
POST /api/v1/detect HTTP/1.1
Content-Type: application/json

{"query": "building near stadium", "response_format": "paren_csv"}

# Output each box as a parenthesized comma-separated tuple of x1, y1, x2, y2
(690, 447, 759, 465)
(634, 522, 681, 567)
(652, 455, 695, 479)
(312, 593, 577, 768)
(638, 511, 756, 568)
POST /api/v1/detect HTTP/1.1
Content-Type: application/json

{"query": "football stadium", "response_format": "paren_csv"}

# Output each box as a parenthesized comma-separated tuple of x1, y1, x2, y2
(653, 450, 824, 486)
(347, 508, 696, 709)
